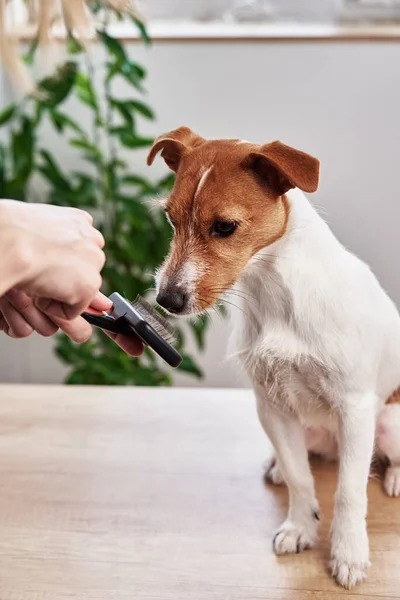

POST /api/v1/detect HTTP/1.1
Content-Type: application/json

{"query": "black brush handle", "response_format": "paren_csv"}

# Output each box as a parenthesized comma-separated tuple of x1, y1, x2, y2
(81, 313, 138, 337)
(134, 321, 182, 368)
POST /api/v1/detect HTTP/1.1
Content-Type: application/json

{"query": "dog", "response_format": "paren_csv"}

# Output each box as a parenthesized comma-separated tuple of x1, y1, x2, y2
(147, 127, 400, 589)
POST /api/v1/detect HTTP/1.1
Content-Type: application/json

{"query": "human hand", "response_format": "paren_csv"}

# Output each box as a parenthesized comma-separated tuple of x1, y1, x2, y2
(0, 200, 105, 319)
(0, 290, 111, 342)
(81, 295, 144, 356)
(0, 288, 143, 355)
(104, 330, 144, 357)
(0, 288, 58, 338)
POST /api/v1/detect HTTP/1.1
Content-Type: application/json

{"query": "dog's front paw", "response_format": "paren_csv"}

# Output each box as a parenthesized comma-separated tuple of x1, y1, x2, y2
(264, 457, 285, 486)
(273, 519, 317, 555)
(384, 465, 400, 497)
(330, 523, 370, 589)
(330, 557, 370, 589)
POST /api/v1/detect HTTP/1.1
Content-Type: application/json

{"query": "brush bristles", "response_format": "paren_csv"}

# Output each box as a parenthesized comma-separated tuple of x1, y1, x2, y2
(132, 296, 176, 345)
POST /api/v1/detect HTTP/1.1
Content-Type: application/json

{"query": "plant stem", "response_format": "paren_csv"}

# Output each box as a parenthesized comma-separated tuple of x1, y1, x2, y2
(84, 51, 110, 234)
(103, 15, 117, 166)
(102, 9, 117, 235)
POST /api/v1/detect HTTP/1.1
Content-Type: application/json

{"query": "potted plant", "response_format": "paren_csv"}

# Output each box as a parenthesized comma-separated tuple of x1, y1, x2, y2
(0, 0, 210, 385)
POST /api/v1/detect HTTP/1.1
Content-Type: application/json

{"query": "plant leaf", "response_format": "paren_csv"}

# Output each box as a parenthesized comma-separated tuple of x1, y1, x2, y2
(38, 150, 72, 191)
(109, 157, 127, 170)
(0, 144, 6, 192)
(67, 35, 84, 55)
(107, 59, 146, 91)
(189, 317, 209, 352)
(75, 72, 99, 110)
(111, 99, 154, 122)
(98, 30, 127, 62)
(178, 355, 203, 378)
(11, 116, 35, 185)
(174, 328, 185, 352)
(110, 98, 135, 129)
(38, 62, 78, 108)
(122, 175, 156, 193)
(24, 37, 38, 65)
(120, 60, 146, 89)
(117, 131, 153, 148)
(50, 110, 85, 136)
(66, 369, 87, 384)
(73, 172, 99, 197)
(70, 138, 103, 161)
(127, 99, 154, 120)
(132, 18, 151, 46)
(0, 105, 16, 126)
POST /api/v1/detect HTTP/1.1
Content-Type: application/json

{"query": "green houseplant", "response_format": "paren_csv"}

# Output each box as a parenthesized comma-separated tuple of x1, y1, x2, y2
(0, 4, 209, 385)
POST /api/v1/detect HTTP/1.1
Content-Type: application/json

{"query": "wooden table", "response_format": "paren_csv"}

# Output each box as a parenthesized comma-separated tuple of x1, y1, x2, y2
(0, 385, 399, 599)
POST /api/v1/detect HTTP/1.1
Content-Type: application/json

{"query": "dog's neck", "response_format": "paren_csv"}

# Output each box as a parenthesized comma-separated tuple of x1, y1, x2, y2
(240, 188, 336, 286)
(234, 188, 344, 353)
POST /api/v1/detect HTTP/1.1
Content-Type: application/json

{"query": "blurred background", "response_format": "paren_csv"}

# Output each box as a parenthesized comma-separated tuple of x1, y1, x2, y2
(1, 0, 400, 388)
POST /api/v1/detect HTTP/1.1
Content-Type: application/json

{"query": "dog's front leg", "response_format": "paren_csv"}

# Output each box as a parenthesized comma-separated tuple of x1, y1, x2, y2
(330, 392, 375, 589)
(255, 385, 319, 554)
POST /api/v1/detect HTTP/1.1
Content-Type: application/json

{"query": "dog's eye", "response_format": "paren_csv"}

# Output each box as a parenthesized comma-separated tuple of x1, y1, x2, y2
(211, 221, 237, 238)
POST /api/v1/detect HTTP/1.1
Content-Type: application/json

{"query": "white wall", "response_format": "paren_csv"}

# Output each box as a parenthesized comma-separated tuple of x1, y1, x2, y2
(141, 0, 342, 21)
(1, 38, 400, 386)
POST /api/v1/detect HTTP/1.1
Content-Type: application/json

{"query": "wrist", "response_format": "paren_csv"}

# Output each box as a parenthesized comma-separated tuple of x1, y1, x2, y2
(0, 200, 36, 294)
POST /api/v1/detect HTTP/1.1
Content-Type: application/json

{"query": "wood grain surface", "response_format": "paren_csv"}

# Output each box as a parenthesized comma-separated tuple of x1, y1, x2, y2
(0, 385, 398, 599)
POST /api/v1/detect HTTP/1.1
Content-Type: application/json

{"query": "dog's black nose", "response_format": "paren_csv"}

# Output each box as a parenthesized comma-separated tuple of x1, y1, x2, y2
(156, 288, 187, 314)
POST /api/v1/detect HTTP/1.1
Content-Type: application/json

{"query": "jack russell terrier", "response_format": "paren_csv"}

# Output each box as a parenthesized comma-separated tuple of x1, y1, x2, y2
(147, 127, 400, 589)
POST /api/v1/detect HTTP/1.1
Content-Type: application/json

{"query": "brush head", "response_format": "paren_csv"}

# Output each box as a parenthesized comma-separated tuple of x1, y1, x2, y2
(83, 292, 182, 368)
(131, 295, 176, 345)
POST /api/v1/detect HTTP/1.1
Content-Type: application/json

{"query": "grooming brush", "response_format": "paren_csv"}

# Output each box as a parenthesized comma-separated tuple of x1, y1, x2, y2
(82, 292, 182, 368)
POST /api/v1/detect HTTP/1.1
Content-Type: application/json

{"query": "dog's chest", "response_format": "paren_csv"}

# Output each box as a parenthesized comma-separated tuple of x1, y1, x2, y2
(232, 256, 346, 419)
(251, 348, 336, 416)
(234, 292, 340, 420)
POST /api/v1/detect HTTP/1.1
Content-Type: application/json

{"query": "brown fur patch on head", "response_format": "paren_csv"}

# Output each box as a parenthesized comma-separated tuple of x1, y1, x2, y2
(148, 129, 319, 314)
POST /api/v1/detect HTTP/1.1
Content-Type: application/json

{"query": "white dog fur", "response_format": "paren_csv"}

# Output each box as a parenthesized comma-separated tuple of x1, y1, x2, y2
(230, 187, 400, 589)
(149, 130, 400, 590)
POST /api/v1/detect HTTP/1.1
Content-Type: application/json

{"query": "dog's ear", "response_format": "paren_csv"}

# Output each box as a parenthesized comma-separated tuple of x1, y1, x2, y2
(147, 127, 205, 172)
(242, 141, 319, 195)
